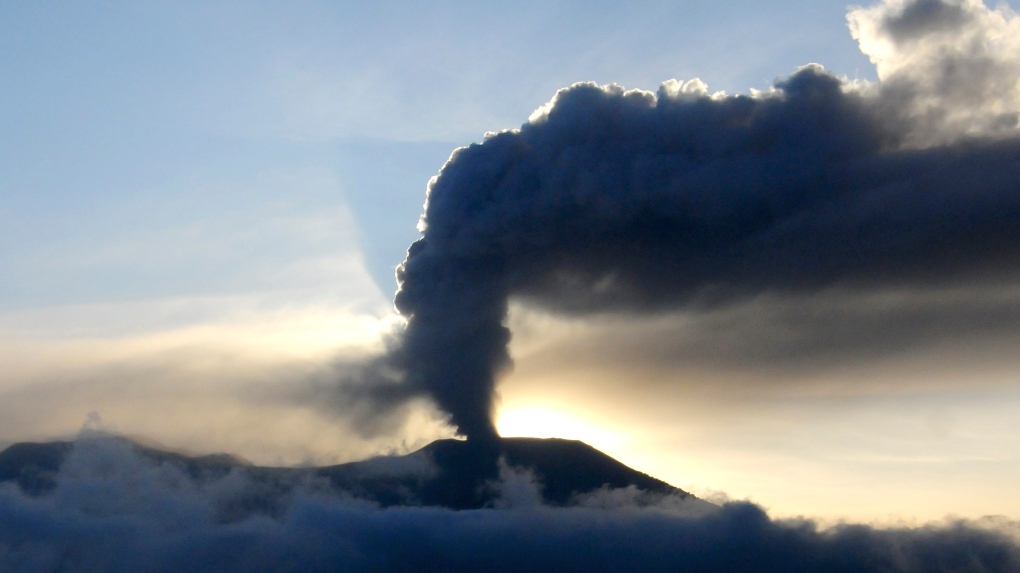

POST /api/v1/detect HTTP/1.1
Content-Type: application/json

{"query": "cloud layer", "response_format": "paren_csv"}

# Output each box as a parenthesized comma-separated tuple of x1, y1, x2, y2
(2, 437, 1019, 573)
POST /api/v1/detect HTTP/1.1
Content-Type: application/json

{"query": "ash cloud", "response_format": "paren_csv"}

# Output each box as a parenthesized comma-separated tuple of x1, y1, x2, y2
(372, 0, 1020, 440)
(510, 285, 1020, 382)
(3, 437, 1020, 573)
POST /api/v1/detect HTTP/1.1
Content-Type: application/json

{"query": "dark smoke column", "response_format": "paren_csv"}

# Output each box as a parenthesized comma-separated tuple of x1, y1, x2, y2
(394, 240, 510, 443)
(392, 124, 543, 442)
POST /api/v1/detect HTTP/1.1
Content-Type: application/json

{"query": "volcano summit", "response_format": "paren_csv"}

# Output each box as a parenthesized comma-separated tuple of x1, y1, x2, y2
(0, 435, 708, 512)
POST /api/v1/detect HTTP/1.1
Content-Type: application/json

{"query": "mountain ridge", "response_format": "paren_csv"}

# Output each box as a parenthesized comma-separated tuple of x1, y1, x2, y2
(0, 435, 708, 512)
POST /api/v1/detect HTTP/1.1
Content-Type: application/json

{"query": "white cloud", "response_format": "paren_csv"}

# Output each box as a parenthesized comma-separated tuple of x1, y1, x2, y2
(850, 0, 1020, 143)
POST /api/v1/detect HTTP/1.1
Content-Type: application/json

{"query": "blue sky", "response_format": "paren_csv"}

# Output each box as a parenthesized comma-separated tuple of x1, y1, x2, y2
(2, 0, 1018, 523)
(1, 0, 875, 308)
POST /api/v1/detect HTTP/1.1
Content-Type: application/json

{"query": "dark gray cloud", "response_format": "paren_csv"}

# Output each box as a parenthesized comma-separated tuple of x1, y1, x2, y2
(2, 437, 1019, 573)
(297, 0, 1020, 443)
(510, 284, 1020, 382)
(385, 61, 1020, 440)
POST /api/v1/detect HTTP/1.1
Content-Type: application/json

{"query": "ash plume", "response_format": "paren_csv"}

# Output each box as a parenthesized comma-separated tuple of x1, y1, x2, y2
(362, 0, 1020, 441)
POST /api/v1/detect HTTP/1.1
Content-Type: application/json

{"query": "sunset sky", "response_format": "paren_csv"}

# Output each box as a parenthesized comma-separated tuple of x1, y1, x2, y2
(2, 0, 1018, 524)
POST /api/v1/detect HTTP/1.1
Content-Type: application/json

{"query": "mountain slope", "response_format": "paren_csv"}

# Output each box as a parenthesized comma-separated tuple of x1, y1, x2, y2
(0, 436, 706, 511)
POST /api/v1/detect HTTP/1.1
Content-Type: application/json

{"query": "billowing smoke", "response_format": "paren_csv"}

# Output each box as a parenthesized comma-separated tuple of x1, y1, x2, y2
(381, 0, 1020, 441)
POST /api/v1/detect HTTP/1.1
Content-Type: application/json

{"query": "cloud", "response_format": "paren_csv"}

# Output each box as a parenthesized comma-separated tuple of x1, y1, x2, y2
(849, 0, 1020, 143)
(0, 300, 450, 466)
(2, 437, 1019, 572)
(507, 283, 1020, 383)
(378, 0, 1020, 442)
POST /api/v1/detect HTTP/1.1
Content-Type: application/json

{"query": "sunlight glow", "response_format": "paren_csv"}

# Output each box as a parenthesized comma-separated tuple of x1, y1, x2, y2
(496, 406, 625, 451)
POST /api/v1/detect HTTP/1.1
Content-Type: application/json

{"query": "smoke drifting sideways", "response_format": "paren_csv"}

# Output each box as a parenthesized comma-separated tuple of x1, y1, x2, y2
(359, 0, 1020, 441)
(2, 436, 1020, 573)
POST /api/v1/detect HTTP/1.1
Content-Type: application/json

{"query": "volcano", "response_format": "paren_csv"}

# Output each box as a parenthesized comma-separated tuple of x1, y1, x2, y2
(0, 436, 710, 512)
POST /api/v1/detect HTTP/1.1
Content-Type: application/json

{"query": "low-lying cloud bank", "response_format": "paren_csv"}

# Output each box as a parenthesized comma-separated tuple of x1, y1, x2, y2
(2, 437, 1019, 573)
(0, 300, 450, 466)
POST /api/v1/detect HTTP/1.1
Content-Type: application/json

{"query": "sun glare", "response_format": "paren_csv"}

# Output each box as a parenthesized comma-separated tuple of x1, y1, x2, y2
(496, 406, 624, 451)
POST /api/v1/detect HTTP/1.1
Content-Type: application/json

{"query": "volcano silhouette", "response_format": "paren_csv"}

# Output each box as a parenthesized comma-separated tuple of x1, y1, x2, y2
(0, 436, 707, 511)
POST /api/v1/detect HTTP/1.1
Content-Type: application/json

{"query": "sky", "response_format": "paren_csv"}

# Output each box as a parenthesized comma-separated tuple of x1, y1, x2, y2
(2, 0, 1019, 526)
